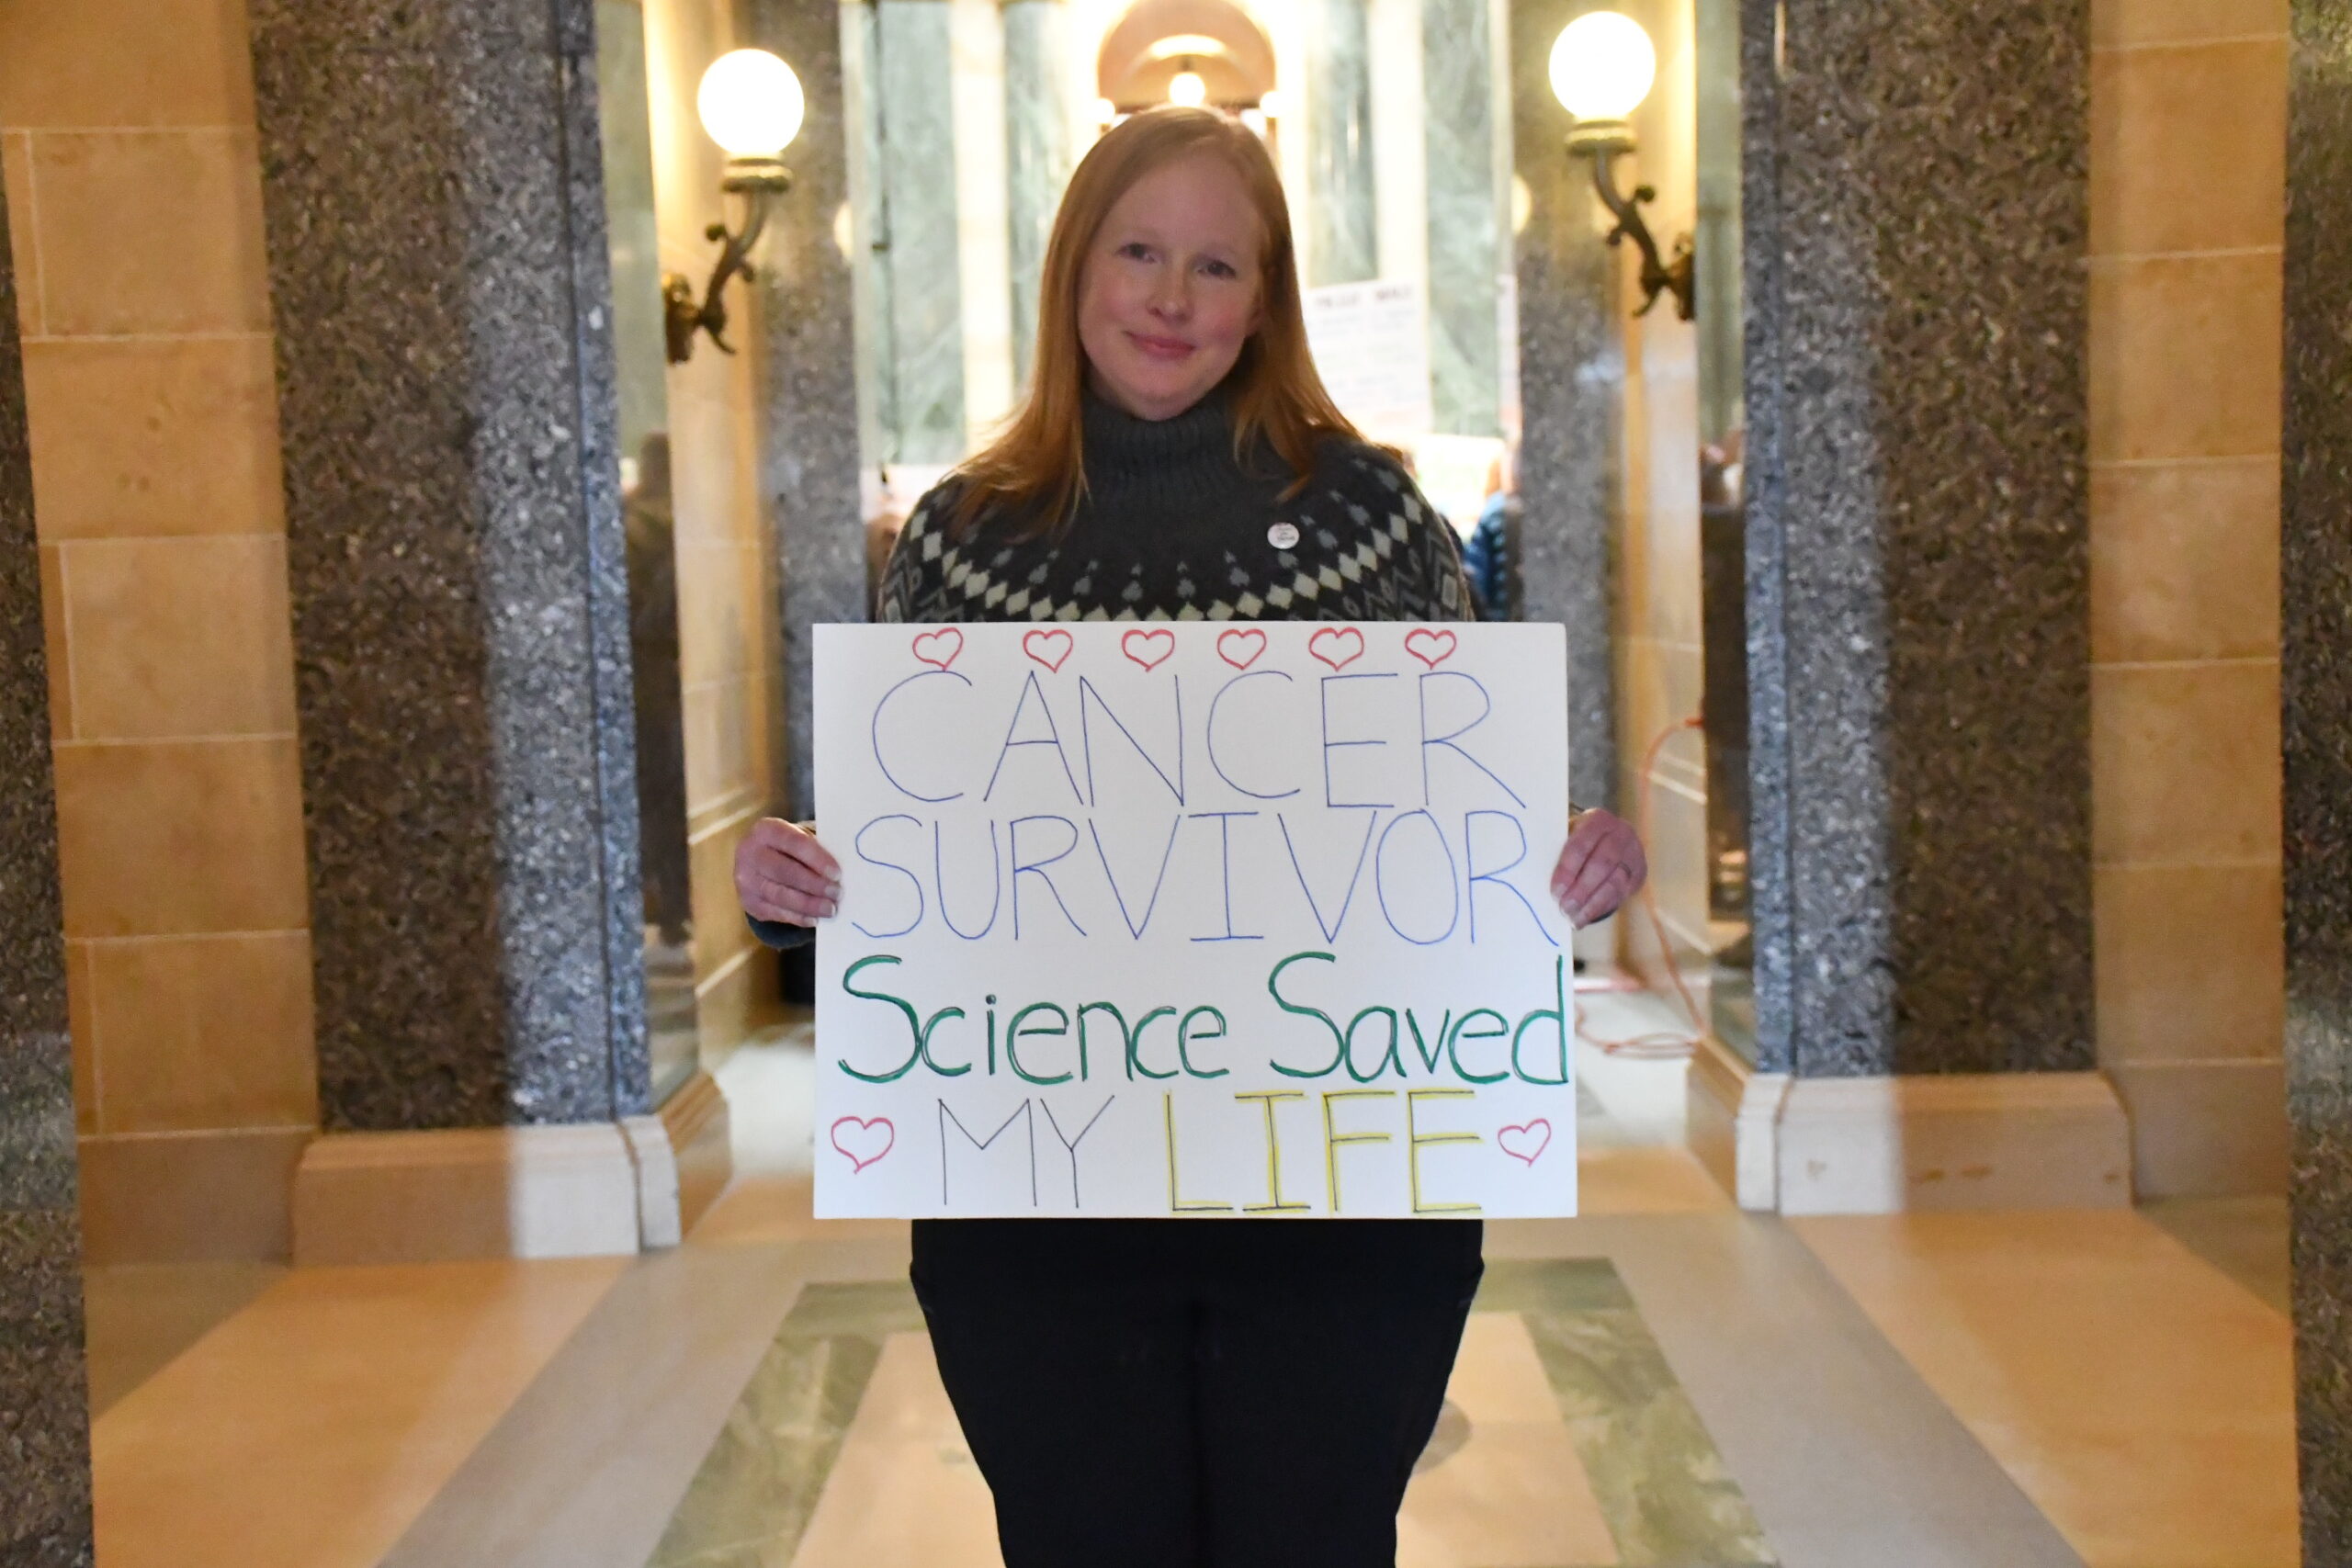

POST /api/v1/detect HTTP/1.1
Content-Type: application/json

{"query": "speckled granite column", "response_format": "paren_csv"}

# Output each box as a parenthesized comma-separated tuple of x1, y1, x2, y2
(1738, 0, 2092, 1077)
(246, 0, 651, 1129)
(1510, 0, 1620, 813)
(0, 177, 95, 1565)
(2283, 4, 2352, 1551)
(748, 0, 865, 819)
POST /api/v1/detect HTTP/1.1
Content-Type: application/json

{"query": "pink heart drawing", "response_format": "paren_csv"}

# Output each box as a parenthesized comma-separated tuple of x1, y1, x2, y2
(1217, 628, 1267, 671)
(1023, 628, 1074, 672)
(1308, 626, 1364, 671)
(910, 628, 963, 671)
(831, 1115, 897, 1173)
(1404, 627, 1458, 669)
(1498, 1120, 1553, 1167)
(1123, 627, 1176, 671)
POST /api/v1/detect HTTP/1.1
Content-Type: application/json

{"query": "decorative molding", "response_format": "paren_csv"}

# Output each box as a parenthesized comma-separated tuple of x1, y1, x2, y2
(290, 1072, 736, 1264)
(1686, 1034, 1788, 1213)
(2106, 1058, 2287, 1200)
(292, 1124, 643, 1265)
(80, 1127, 311, 1265)
(1687, 1041, 2132, 1215)
(1776, 1071, 2131, 1215)
(622, 1068, 734, 1248)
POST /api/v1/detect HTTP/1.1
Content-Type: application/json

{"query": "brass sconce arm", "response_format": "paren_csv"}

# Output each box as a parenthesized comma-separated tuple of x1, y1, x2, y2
(663, 159, 791, 364)
(1568, 127, 1695, 322)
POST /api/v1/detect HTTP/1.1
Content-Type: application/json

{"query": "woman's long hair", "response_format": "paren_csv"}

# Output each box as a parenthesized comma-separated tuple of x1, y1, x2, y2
(947, 106, 1363, 538)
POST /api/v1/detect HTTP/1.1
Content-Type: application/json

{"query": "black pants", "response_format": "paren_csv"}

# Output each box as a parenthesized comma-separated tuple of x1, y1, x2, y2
(911, 1218, 1482, 1568)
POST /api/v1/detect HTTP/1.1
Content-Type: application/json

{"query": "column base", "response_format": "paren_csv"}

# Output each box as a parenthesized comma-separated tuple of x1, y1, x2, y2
(1689, 1042, 2132, 1214)
(292, 1070, 735, 1264)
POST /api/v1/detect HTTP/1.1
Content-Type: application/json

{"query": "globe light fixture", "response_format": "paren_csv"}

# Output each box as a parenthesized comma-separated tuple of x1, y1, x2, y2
(1547, 13, 1691, 321)
(697, 47, 806, 159)
(1547, 12, 1656, 126)
(665, 49, 805, 362)
(1168, 63, 1208, 107)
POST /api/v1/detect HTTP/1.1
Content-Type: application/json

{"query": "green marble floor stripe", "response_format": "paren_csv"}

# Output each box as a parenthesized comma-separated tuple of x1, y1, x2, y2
(647, 1282, 923, 1568)
(1478, 1259, 1778, 1566)
(648, 1264, 1775, 1568)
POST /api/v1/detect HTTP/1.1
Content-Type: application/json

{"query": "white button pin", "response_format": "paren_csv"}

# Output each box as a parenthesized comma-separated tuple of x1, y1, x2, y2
(1267, 521, 1300, 549)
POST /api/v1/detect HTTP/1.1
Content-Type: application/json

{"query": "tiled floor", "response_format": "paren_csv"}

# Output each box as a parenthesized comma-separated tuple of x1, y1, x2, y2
(80, 991, 2301, 1568)
(645, 1261, 1773, 1568)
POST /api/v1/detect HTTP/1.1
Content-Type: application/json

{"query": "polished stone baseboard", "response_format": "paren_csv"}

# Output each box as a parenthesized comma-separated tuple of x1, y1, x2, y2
(1687, 1036, 1790, 1213)
(1690, 1044, 2132, 1213)
(621, 1070, 733, 1250)
(2107, 1058, 2289, 1200)
(293, 1071, 735, 1264)
(80, 1126, 312, 1264)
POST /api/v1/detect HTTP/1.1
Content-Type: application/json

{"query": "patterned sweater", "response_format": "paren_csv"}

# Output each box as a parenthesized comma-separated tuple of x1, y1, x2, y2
(748, 393, 1470, 958)
(876, 389, 1472, 626)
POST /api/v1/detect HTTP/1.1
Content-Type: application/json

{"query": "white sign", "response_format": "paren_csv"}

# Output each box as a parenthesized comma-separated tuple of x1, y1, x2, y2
(811, 621, 1577, 1219)
(1304, 278, 1435, 437)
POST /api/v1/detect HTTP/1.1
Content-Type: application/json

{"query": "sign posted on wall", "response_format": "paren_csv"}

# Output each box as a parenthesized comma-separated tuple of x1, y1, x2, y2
(811, 621, 1577, 1219)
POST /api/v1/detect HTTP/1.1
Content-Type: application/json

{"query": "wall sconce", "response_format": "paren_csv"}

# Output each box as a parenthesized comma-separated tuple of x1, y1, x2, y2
(1549, 13, 1693, 321)
(663, 48, 805, 364)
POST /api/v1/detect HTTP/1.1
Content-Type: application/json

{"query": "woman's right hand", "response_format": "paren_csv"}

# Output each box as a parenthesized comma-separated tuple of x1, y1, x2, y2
(734, 818, 842, 927)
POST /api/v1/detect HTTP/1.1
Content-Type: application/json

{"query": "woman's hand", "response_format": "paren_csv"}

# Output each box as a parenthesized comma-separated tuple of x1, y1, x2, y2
(735, 818, 842, 927)
(1552, 808, 1646, 928)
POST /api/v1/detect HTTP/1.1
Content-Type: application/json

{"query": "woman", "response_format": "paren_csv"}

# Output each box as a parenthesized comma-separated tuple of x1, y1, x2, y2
(736, 107, 1647, 1567)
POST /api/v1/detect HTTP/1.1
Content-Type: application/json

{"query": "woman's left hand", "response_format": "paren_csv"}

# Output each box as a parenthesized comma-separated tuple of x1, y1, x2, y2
(1552, 808, 1647, 928)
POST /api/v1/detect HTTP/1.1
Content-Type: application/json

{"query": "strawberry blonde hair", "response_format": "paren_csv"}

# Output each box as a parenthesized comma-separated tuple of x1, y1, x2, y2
(948, 106, 1364, 538)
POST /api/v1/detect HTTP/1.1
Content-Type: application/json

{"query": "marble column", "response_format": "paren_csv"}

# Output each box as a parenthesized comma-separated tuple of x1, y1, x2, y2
(848, 0, 969, 464)
(1306, 0, 1378, 287)
(1001, 0, 1072, 387)
(1737, 0, 2093, 1077)
(1420, 0, 1504, 435)
(1510, 0, 1621, 814)
(748, 0, 866, 821)
(0, 173, 95, 1568)
(2282, 3, 2352, 1550)
(245, 0, 651, 1133)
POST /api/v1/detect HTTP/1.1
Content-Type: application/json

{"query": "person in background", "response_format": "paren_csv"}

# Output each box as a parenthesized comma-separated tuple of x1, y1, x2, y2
(732, 107, 1646, 1568)
(1461, 441, 1520, 620)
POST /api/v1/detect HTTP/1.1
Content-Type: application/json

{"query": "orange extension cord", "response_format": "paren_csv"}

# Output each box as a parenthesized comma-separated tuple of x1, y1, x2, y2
(1574, 714, 1709, 1061)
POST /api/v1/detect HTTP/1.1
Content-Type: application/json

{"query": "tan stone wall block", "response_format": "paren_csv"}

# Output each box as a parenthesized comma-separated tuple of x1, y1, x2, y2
(22, 336, 284, 538)
(67, 942, 96, 1137)
(38, 542, 70, 738)
(2091, 39, 2287, 257)
(2090, 460, 2279, 662)
(2092, 0, 2287, 49)
(61, 536, 296, 739)
(85, 931, 317, 1134)
(52, 737, 310, 938)
(2096, 862, 2284, 1063)
(0, 0, 256, 130)
(2, 131, 38, 337)
(2089, 253, 2282, 462)
(2091, 660, 2281, 865)
(27, 130, 271, 336)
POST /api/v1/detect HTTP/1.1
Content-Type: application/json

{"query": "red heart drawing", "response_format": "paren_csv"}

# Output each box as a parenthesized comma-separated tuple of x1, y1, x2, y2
(1498, 1120, 1553, 1167)
(1123, 627, 1176, 671)
(1217, 628, 1267, 670)
(910, 628, 963, 671)
(831, 1115, 897, 1173)
(1023, 628, 1074, 672)
(1405, 628, 1458, 669)
(1308, 626, 1364, 671)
